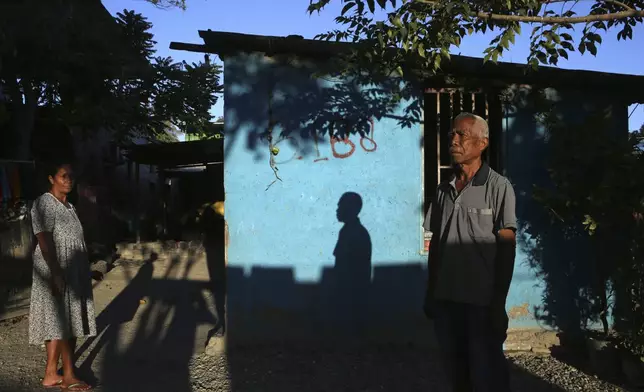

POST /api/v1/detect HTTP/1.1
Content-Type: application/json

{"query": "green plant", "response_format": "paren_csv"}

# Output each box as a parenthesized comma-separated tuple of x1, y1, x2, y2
(616, 210, 644, 359)
(309, 0, 643, 75)
(532, 104, 644, 357)
(0, 3, 221, 158)
(532, 104, 643, 337)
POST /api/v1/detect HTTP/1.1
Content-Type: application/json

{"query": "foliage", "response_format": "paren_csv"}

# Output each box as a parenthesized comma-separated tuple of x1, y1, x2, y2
(0, 1, 221, 160)
(145, 0, 187, 10)
(535, 111, 643, 237)
(533, 102, 644, 351)
(308, 0, 643, 74)
(72, 9, 221, 143)
(0, 0, 115, 158)
(616, 223, 644, 359)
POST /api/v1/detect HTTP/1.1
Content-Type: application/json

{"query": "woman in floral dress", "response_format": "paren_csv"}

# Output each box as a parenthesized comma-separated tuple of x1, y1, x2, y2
(29, 163, 96, 391)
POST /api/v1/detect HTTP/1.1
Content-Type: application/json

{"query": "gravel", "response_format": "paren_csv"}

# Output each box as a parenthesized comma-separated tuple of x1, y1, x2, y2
(0, 316, 638, 392)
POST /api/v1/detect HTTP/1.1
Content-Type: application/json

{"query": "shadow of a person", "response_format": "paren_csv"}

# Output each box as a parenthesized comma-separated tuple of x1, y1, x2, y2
(201, 202, 227, 339)
(74, 254, 156, 385)
(333, 192, 372, 337)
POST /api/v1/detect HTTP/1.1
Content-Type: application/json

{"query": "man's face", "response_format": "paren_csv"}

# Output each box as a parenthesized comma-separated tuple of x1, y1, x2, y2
(449, 118, 488, 164)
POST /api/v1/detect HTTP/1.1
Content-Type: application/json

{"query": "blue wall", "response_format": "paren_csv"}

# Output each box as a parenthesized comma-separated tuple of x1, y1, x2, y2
(224, 54, 428, 341)
(223, 54, 629, 341)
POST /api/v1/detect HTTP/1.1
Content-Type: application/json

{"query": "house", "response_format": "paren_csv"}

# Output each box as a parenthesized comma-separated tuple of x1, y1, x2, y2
(171, 31, 644, 343)
(123, 137, 224, 242)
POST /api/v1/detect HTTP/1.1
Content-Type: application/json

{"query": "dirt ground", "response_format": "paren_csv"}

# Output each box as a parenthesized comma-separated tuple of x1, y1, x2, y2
(0, 246, 638, 392)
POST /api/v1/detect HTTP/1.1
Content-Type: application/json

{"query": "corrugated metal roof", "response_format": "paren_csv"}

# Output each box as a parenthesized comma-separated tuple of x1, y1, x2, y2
(123, 138, 223, 167)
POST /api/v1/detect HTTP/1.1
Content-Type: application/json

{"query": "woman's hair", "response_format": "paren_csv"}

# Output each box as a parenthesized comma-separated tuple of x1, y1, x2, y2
(46, 162, 72, 180)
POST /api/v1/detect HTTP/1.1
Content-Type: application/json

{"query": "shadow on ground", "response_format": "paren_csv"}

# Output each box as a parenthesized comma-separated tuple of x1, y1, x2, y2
(0, 247, 618, 392)
(71, 249, 219, 392)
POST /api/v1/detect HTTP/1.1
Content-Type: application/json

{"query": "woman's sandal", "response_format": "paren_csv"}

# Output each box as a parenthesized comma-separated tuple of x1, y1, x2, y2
(62, 382, 92, 391)
(43, 379, 63, 389)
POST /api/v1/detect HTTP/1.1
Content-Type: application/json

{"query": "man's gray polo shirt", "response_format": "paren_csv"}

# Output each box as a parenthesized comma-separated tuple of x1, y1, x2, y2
(423, 163, 517, 306)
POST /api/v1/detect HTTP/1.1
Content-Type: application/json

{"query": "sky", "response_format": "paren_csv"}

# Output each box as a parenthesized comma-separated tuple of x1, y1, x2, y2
(103, 0, 644, 130)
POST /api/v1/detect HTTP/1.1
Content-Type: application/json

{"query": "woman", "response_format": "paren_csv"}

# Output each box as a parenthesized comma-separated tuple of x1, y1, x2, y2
(29, 163, 96, 391)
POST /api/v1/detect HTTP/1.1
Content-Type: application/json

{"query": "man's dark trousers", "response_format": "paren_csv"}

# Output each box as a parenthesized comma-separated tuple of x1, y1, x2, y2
(433, 300, 511, 392)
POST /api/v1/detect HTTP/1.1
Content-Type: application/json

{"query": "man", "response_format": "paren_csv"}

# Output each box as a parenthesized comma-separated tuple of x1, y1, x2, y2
(423, 112, 517, 392)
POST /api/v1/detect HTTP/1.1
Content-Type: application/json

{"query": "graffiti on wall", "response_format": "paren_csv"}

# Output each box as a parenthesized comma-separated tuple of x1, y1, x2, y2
(273, 118, 377, 164)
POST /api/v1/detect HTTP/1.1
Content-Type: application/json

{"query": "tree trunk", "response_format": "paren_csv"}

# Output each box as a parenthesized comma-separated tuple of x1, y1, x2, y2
(4, 77, 36, 160)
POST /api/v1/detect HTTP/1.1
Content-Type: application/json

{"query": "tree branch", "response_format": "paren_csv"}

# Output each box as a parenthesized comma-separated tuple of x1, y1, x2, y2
(476, 8, 643, 24)
(604, 0, 635, 11)
(413, 0, 644, 24)
(543, 0, 633, 7)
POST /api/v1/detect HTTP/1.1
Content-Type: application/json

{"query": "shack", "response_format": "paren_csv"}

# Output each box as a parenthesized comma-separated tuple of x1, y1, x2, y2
(171, 31, 644, 343)
(124, 137, 224, 242)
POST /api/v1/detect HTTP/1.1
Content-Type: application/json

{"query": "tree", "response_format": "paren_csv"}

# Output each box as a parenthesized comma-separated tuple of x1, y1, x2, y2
(308, 0, 643, 73)
(0, 0, 120, 159)
(104, 10, 222, 143)
(0, 1, 221, 160)
(145, 0, 187, 10)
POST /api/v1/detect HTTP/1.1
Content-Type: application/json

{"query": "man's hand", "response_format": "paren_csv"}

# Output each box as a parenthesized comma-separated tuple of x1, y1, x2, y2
(489, 301, 509, 341)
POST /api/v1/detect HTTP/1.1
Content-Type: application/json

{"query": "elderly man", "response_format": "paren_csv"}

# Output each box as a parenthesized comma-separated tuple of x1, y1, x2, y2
(423, 112, 517, 392)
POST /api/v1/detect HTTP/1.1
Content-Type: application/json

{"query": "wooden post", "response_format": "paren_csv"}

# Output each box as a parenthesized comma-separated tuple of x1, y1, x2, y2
(127, 160, 133, 239)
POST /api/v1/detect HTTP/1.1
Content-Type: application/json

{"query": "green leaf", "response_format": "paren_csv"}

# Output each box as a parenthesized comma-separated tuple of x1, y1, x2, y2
(377, 0, 386, 9)
(367, 0, 375, 13)
(560, 33, 573, 41)
(528, 58, 539, 71)
(418, 42, 425, 58)
(400, 26, 408, 42)
(587, 41, 598, 56)
(434, 56, 442, 70)
(341, 2, 355, 15)
(558, 49, 569, 59)
(500, 35, 510, 49)
(441, 47, 450, 61)
(561, 41, 575, 51)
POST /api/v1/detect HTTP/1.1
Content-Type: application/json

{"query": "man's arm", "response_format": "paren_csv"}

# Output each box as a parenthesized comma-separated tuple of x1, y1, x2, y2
(492, 180, 518, 308)
(492, 229, 516, 307)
